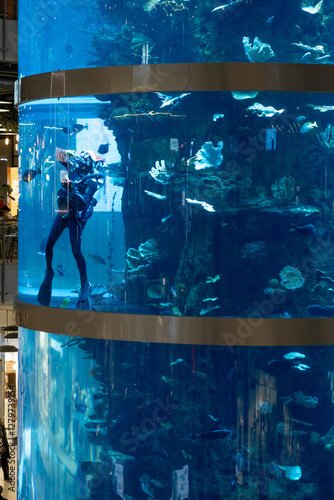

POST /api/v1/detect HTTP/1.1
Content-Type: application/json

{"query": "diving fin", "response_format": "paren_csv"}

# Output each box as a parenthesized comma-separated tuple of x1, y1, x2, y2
(37, 268, 55, 306)
(76, 280, 91, 310)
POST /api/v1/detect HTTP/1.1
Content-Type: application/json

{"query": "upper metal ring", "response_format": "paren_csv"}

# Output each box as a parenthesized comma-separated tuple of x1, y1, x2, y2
(15, 62, 334, 105)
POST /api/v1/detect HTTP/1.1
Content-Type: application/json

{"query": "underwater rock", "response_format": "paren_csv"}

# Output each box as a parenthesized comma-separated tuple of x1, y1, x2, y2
(194, 141, 223, 170)
(242, 37, 275, 62)
(271, 176, 295, 203)
(241, 241, 267, 265)
(279, 266, 305, 290)
(248, 102, 284, 117)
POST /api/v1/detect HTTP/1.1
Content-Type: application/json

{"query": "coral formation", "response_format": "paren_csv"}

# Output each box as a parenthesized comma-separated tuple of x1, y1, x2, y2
(279, 266, 305, 290)
(271, 176, 296, 203)
(194, 141, 223, 170)
(317, 124, 334, 150)
(242, 37, 275, 62)
(241, 241, 267, 265)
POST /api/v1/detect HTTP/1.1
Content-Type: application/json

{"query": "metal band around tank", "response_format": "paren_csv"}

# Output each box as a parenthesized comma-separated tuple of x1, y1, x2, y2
(16, 62, 334, 105)
(13, 297, 334, 346)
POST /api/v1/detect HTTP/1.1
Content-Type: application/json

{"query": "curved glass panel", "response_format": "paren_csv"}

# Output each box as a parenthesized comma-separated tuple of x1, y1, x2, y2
(18, 0, 334, 78)
(18, 327, 334, 499)
(19, 90, 334, 318)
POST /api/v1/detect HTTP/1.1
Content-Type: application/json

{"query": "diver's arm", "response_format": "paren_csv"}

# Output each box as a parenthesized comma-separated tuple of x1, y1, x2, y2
(55, 147, 76, 172)
(70, 178, 99, 207)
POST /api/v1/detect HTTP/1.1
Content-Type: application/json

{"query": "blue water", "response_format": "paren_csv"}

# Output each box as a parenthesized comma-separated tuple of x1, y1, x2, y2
(18, 90, 334, 319)
(18, 0, 334, 78)
(18, 329, 334, 499)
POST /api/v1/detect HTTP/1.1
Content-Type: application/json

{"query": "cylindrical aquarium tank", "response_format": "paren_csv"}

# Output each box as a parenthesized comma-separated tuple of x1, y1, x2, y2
(14, 1, 334, 499)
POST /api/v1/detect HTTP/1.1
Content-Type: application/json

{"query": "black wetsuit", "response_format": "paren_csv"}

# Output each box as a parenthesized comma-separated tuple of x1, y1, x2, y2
(45, 162, 100, 282)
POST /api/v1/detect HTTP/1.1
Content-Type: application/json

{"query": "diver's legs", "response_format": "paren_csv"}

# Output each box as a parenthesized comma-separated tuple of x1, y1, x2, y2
(38, 217, 66, 306)
(45, 216, 66, 270)
(69, 219, 87, 280)
(69, 219, 91, 310)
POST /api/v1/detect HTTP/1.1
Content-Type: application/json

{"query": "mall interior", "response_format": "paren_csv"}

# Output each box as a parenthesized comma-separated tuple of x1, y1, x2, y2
(3, 0, 334, 499)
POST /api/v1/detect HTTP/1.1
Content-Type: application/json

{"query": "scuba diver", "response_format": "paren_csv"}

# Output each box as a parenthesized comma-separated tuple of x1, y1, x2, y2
(38, 148, 106, 309)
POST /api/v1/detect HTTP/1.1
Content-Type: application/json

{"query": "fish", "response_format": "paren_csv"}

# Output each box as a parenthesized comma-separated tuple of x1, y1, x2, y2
(292, 363, 310, 371)
(266, 15, 275, 24)
(185, 429, 232, 440)
(283, 352, 305, 360)
(144, 190, 167, 200)
(267, 358, 307, 371)
(212, 0, 243, 12)
(60, 297, 70, 308)
(72, 398, 87, 413)
(294, 115, 306, 123)
(276, 464, 302, 481)
(207, 414, 219, 421)
(300, 121, 318, 133)
(290, 223, 316, 235)
(62, 123, 88, 135)
(170, 358, 183, 367)
(155, 92, 190, 108)
(206, 275, 220, 283)
(57, 264, 65, 276)
(64, 43, 73, 55)
(22, 168, 41, 182)
(186, 198, 215, 212)
(97, 143, 109, 155)
(200, 305, 221, 315)
(307, 304, 334, 317)
(87, 253, 106, 265)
